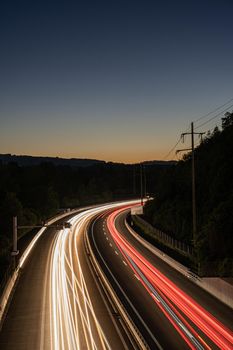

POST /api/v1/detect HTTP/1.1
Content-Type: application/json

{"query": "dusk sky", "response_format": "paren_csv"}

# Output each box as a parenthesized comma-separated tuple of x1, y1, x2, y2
(0, 0, 233, 163)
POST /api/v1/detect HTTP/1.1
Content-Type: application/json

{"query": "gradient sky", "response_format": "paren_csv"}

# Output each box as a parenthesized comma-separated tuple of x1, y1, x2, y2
(0, 0, 233, 163)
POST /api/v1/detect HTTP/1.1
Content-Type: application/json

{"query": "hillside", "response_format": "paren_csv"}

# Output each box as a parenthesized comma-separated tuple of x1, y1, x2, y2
(145, 112, 233, 276)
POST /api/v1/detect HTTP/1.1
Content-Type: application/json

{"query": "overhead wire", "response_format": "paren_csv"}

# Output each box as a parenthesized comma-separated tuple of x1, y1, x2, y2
(193, 96, 233, 124)
(205, 121, 222, 135)
(194, 103, 233, 130)
(162, 136, 182, 160)
(161, 97, 233, 160)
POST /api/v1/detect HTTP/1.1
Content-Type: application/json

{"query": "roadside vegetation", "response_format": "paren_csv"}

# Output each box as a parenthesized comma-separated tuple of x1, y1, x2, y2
(144, 112, 233, 276)
(0, 162, 128, 279)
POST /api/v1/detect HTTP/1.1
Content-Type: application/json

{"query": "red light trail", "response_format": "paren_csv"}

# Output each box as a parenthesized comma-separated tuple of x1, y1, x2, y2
(107, 206, 233, 350)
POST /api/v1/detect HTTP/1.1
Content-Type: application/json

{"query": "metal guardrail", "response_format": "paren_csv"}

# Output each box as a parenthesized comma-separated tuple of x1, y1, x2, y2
(132, 215, 194, 258)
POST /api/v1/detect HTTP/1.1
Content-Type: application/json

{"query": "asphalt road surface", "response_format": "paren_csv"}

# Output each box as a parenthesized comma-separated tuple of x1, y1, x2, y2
(1, 201, 232, 350)
(0, 202, 137, 350)
(89, 205, 233, 350)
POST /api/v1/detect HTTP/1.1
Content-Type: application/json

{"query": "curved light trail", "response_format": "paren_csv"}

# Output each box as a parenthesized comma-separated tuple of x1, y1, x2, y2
(107, 206, 233, 350)
(48, 201, 138, 350)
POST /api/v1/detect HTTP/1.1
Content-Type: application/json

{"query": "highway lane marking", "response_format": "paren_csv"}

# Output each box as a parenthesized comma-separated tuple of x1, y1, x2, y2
(127, 254, 205, 350)
(151, 293, 160, 303)
(115, 251, 119, 255)
(106, 237, 109, 240)
(198, 336, 212, 350)
(122, 260, 127, 266)
(134, 274, 140, 281)
(178, 322, 194, 339)
(91, 217, 163, 350)
(103, 231, 106, 235)
(109, 243, 112, 247)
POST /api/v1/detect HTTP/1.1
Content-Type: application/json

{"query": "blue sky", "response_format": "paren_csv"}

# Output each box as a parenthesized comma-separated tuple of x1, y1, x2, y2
(0, 0, 232, 162)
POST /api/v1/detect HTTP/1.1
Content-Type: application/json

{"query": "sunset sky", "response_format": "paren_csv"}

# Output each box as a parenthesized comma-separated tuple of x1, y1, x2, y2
(0, 0, 233, 163)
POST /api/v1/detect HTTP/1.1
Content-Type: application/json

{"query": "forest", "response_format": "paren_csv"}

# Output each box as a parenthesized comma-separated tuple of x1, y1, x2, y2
(0, 158, 166, 281)
(145, 112, 233, 276)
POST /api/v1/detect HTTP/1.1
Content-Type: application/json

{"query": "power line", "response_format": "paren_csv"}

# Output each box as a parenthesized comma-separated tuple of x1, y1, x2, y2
(194, 103, 233, 130)
(205, 122, 222, 135)
(202, 120, 222, 133)
(161, 97, 233, 160)
(162, 136, 182, 160)
(193, 96, 233, 123)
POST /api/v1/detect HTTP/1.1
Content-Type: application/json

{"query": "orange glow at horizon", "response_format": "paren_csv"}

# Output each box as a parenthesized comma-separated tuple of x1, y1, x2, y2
(0, 149, 175, 164)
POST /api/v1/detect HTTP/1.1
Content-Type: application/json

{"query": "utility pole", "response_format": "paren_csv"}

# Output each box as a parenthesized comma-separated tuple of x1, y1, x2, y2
(176, 122, 205, 253)
(11, 216, 19, 270)
(191, 122, 197, 248)
(143, 164, 147, 198)
(133, 164, 136, 196)
(140, 163, 143, 206)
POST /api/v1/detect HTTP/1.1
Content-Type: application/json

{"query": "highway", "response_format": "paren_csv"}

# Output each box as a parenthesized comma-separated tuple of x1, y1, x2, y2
(89, 205, 233, 349)
(0, 201, 232, 349)
(0, 202, 138, 350)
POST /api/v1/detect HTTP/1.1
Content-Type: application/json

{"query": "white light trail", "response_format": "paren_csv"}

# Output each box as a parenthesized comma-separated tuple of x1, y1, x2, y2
(49, 201, 138, 350)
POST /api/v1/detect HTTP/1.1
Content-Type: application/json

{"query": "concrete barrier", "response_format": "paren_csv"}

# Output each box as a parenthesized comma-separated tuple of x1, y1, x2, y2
(199, 278, 233, 309)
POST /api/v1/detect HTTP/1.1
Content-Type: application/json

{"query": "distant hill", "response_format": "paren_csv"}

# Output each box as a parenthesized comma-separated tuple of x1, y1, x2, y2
(0, 154, 106, 167)
(0, 154, 176, 168)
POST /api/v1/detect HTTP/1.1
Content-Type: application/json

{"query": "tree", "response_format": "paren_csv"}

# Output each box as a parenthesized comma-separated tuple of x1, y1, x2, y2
(0, 192, 23, 238)
(222, 111, 233, 129)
